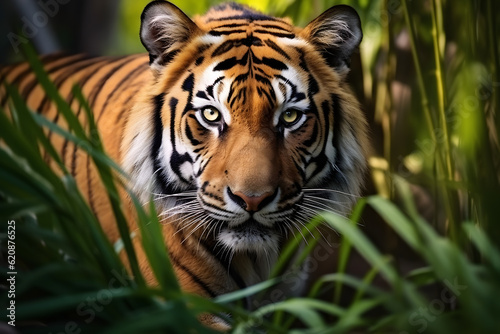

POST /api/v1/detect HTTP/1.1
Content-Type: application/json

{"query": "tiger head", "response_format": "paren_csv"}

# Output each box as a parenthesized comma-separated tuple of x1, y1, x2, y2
(123, 1, 368, 255)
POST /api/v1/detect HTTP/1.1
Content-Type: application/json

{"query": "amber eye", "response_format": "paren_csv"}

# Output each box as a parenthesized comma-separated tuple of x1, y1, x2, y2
(281, 109, 301, 126)
(202, 107, 221, 123)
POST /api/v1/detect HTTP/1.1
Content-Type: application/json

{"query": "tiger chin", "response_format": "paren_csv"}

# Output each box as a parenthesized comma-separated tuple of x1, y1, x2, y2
(2, 0, 369, 330)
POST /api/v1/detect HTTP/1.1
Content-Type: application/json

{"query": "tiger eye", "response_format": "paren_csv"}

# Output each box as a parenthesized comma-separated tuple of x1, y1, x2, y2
(202, 107, 221, 122)
(282, 109, 300, 125)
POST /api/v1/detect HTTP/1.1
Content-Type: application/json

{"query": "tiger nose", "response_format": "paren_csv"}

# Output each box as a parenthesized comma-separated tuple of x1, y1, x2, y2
(228, 189, 277, 212)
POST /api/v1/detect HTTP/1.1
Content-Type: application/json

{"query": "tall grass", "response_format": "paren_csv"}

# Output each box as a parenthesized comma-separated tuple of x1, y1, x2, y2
(1, 0, 499, 333)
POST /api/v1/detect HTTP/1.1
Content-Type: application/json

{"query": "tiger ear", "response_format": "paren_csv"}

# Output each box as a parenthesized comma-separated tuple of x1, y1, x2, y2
(140, 0, 201, 69)
(301, 5, 362, 76)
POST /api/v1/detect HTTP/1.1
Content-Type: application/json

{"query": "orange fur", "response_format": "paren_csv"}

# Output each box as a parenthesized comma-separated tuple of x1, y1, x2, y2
(1, 1, 368, 329)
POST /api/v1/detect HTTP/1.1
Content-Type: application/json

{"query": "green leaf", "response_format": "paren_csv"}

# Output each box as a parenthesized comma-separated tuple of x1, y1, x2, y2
(320, 212, 399, 286)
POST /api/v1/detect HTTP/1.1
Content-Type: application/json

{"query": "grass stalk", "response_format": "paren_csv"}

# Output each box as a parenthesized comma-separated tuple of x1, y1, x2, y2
(430, 0, 453, 179)
(401, 0, 436, 145)
(401, 0, 460, 240)
(334, 198, 366, 305)
(373, 0, 395, 198)
(486, 0, 500, 140)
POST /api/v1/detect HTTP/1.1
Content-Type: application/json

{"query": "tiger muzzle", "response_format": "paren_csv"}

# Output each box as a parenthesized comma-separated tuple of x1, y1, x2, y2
(228, 188, 278, 212)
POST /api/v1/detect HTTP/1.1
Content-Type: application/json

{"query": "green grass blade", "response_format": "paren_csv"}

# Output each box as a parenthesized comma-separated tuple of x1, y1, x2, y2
(254, 298, 336, 328)
(132, 195, 180, 293)
(320, 212, 399, 286)
(462, 223, 500, 274)
(366, 195, 421, 252)
(334, 198, 366, 304)
(214, 277, 281, 304)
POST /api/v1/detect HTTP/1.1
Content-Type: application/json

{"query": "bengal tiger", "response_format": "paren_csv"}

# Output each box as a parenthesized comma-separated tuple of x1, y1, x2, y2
(1, 0, 368, 329)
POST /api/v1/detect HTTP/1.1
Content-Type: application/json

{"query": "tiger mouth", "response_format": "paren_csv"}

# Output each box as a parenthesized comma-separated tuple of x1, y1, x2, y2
(217, 218, 281, 253)
(228, 218, 270, 234)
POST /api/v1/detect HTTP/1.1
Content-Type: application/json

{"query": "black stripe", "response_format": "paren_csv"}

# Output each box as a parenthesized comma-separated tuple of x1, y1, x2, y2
(227, 85, 235, 104)
(296, 47, 309, 72)
(254, 30, 295, 39)
(196, 91, 209, 100)
(49, 59, 115, 164)
(264, 39, 291, 60)
(1, 55, 86, 106)
(303, 123, 318, 148)
(21, 55, 92, 101)
(98, 59, 148, 122)
(88, 56, 131, 110)
(199, 197, 234, 216)
(182, 73, 195, 92)
(331, 94, 343, 170)
(255, 74, 272, 87)
(196, 156, 212, 177)
(61, 57, 146, 167)
(206, 76, 224, 98)
(293, 158, 306, 182)
(234, 72, 249, 83)
(200, 239, 248, 293)
(185, 122, 201, 146)
(195, 56, 205, 66)
(208, 14, 279, 22)
(35, 58, 105, 114)
(169, 254, 217, 298)
(86, 147, 98, 217)
(66, 63, 108, 175)
(182, 73, 196, 117)
(209, 29, 246, 36)
(169, 96, 193, 184)
(114, 85, 143, 124)
(62, 58, 120, 176)
(214, 57, 238, 71)
(159, 49, 180, 65)
(151, 93, 173, 195)
(229, 86, 246, 109)
(308, 74, 319, 96)
(276, 74, 306, 103)
(257, 24, 291, 32)
(261, 57, 288, 71)
(212, 40, 235, 57)
(241, 35, 263, 47)
(293, 92, 306, 102)
(257, 87, 276, 107)
(214, 23, 246, 29)
(309, 154, 328, 181)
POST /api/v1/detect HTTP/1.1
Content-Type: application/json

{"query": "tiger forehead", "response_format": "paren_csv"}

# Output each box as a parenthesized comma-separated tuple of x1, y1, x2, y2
(196, 3, 294, 31)
(198, 36, 294, 121)
(192, 4, 295, 44)
(189, 5, 305, 123)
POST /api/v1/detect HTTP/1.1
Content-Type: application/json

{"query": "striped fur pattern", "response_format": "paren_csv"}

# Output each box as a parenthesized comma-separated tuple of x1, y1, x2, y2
(1, 1, 368, 326)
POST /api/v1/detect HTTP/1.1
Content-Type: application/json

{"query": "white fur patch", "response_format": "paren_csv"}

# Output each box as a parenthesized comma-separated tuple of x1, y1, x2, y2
(217, 226, 280, 254)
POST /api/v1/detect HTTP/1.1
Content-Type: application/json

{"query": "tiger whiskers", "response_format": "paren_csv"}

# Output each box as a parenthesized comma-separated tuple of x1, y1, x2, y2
(302, 188, 360, 199)
(283, 216, 310, 245)
(214, 239, 236, 266)
(180, 215, 212, 245)
(301, 198, 349, 216)
(293, 208, 335, 247)
(153, 191, 198, 199)
(158, 199, 201, 219)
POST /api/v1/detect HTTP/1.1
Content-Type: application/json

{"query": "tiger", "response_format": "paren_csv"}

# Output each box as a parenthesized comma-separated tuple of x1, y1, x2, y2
(1, 0, 368, 329)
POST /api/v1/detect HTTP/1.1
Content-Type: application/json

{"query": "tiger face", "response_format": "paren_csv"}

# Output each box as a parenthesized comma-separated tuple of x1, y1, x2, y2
(124, 1, 368, 256)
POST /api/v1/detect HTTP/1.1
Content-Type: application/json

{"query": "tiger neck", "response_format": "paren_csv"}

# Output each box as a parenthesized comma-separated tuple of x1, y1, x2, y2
(230, 252, 278, 288)
(200, 234, 279, 290)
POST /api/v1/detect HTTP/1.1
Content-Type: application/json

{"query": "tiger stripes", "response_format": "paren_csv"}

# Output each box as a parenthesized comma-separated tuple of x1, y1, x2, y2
(1, 1, 369, 329)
